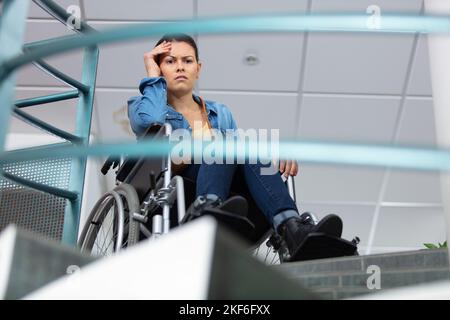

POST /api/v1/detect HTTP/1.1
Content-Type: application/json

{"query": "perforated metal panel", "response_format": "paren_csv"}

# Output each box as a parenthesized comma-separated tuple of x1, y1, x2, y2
(0, 158, 72, 241)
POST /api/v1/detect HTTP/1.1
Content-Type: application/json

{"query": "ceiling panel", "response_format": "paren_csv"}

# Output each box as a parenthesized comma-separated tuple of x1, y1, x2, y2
(199, 91, 298, 138)
(84, 0, 194, 20)
(197, 33, 304, 92)
(88, 22, 162, 88)
(295, 164, 385, 203)
(373, 206, 446, 248)
(28, 0, 80, 19)
(312, 0, 422, 12)
(305, 0, 423, 95)
(299, 203, 375, 247)
(304, 33, 415, 95)
(197, 0, 308, 16)
(385, 97, 440, 204)
(17, 20, 83, 87)
(23, 18, 80, 46)
(384, 170, 442, 204)
(298, 95, 400, 143)
(407, 36, 433, 96)
(395, 98, 436, 146)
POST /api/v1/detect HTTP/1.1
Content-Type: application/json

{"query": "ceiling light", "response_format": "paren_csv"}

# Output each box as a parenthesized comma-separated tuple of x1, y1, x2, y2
(243, 53, 259, 66)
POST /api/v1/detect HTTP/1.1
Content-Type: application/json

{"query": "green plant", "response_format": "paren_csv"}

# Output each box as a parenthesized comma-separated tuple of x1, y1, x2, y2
(424, 241, 447, 249)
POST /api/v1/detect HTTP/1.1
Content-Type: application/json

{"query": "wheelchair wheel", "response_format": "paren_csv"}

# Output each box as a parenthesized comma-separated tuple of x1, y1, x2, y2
(252, 233, 283, 265)
(78, 183, 140, 256)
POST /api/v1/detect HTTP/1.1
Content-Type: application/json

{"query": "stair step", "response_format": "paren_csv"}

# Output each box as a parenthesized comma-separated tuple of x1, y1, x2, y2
(275, 248, 448, 276)
(291, 267, 450, 288)
(0, 225, 95, 299)
(274, 249, 450, 299)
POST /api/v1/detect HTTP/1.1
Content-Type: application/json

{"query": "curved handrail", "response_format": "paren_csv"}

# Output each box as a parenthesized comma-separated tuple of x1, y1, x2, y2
(2, 13, 450, 81)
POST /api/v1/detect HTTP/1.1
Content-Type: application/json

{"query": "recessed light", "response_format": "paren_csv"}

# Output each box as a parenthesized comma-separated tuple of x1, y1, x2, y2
(243, 53, 259, 66)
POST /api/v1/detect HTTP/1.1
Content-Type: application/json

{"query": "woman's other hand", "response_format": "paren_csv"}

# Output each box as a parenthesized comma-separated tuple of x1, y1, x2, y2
(144, 41, 172, 77)
(274, 159, 299, 178)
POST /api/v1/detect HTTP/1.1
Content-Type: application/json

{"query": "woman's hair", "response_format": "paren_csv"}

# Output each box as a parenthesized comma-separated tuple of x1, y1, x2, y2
(154, 33, 199, 65)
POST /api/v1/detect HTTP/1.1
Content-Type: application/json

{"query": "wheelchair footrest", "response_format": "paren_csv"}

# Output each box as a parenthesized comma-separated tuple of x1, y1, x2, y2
(287, 233, 358, 263)
(189, 207, 255, 238)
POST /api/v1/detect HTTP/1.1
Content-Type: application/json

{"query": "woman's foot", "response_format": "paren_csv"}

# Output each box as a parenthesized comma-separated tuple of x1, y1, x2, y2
(278, 213, 343, 259)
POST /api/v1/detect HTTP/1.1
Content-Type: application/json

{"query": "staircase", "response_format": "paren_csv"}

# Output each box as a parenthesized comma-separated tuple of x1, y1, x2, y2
(275, 249, 450, 299)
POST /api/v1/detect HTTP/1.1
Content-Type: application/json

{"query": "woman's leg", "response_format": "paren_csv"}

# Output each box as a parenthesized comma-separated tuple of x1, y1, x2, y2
(237, 161, 299, 231)
(179, 162, 237, 201)
(237, 161, 346, 261)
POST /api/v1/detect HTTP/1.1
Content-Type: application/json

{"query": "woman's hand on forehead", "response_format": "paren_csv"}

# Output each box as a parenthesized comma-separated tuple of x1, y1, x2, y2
(143, 41, 172, 77)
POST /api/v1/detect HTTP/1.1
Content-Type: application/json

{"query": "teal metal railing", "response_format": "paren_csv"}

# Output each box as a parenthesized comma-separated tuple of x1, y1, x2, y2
(0, 0, 98, 245)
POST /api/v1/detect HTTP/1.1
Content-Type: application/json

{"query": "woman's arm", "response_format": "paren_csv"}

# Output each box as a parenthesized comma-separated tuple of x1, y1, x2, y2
(128, 42, 173, 137)
(127, 77, 169, 136)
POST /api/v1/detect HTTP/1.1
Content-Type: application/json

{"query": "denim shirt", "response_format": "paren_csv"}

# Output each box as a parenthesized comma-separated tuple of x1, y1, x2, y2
(127, 77, 238, 137)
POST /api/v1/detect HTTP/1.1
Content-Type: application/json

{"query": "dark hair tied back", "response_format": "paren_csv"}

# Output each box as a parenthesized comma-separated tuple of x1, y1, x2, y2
(154, 33, 199, 65)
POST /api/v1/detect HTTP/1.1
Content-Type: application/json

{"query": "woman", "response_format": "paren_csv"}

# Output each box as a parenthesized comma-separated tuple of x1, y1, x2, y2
(127, 33, 343, 261)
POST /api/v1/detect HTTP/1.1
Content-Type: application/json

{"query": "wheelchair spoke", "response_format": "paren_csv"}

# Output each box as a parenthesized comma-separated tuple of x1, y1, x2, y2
(264, 246, 272, 261)
(99, 219, 107, 245)
(100, 212, 114, 250)
(254, 245, 260, 256)
(270, 250, 279, 265)
(94, 240, 103, 254)
(99, 213, 114, 252)
(252, 240, 281, 266)
(103, 216, 113, 248)
(104, 233, 117, 254)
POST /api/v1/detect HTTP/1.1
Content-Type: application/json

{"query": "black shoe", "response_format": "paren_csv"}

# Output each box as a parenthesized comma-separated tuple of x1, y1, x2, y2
(219, 195, 248, 218)
(200, 195, 253, 237)
(278, 213, 343, 259)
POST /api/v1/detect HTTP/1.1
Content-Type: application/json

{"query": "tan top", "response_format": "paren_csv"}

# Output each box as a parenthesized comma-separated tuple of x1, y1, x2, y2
(191, 96, 212, 139)
(171, 96, 212, 174)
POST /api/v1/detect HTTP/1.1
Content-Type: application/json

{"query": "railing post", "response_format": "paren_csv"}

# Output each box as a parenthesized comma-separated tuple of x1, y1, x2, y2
(61, 46, 99, 245)
(0, 0, 30, 152)
(425, 0, 450, 263)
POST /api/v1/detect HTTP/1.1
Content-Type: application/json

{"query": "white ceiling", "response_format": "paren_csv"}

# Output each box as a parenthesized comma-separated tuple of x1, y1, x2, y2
(9, 0, 445, 254)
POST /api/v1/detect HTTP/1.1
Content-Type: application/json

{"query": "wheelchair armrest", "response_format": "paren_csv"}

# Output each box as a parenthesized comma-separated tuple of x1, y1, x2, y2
(140, 122, 170, 140)
(100, 156, 120, 175)
(114, 123, 173, 201)
(114, 123, 171, 182)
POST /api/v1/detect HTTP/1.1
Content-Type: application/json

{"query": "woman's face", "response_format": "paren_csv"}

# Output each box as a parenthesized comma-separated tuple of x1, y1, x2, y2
(159, 41, 201, 96)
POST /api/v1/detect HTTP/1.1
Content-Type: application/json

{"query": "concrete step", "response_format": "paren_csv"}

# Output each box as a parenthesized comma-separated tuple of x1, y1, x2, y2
(0, 225, 95, 299)
(274, 249, 450, 299)
(276, 248, 448, 274)
(3, 219, 317, 300)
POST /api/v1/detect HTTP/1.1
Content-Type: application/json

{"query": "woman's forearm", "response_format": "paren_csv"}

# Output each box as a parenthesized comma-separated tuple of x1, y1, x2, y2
(127, 77, 169, 135)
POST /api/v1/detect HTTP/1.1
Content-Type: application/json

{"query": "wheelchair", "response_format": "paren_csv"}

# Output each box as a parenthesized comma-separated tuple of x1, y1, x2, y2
(77, 123, 321, 264)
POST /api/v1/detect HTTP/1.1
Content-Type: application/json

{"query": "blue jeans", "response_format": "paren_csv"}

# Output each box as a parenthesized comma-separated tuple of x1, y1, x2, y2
(179, 160, 299, 230)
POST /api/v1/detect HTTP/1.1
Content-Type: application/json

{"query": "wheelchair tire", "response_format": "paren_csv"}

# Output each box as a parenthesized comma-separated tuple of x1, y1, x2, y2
(78, 184, 140, 256)
(116, 183, 140, 247)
